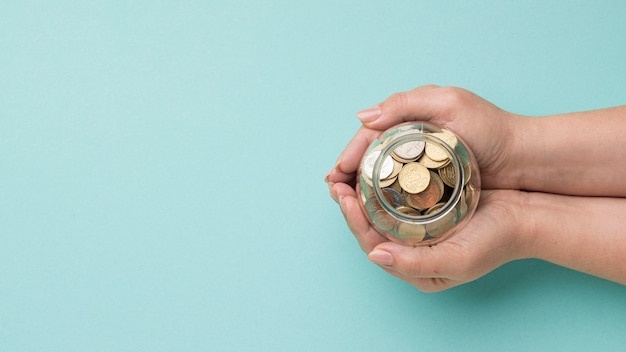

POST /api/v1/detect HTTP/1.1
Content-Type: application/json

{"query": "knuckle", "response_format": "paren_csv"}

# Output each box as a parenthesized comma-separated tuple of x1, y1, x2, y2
(404, 257, 426, 278)
(435, 86, 472, 109)
(384, 91, 412, 110)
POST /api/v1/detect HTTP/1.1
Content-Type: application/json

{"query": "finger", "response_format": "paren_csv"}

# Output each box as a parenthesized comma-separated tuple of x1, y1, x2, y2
(328, 181, 356, 203)
(337, 190, 387, 253)
(326, 126, 380, 184)
(380, 267, 460, 292)
(368, 241, 468, 279)
(358, 85, 462, 130)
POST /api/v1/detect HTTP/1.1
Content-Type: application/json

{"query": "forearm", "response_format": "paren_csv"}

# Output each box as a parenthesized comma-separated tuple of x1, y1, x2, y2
(514, 105, 626, 196)
(524, 192, 626, 285)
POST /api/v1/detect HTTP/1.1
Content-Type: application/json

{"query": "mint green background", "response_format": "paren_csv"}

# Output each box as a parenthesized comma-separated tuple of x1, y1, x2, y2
(2, 1, 626, 351)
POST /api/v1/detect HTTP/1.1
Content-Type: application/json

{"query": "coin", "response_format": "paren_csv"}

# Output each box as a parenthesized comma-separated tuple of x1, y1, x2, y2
(463, 159, 471, 185)
(396, 222, 426, 241)
(389, 179, 403, 193)
(439, 130, 458, 149)
(391, 151, 418, 164)
(359, 125, 477, 245)
(425, 142, 449, 162)
(378, 176, 397, 188)
(364, 195, 381, 214)
(418, 153, 450, 169)
(405, 172, 442, 210)
(382, 188, 405, 208)
(426, 209, 456, 237)
(398, 162, 431, 194)
(430, 171, 446, 201)
(438, 163, 457, 188)
(362, 150, 394, 180)
(395, 206, 421, 216)
(387, 159, 404, 179)
(393, 140, 425, 160)
(425, 202, 446, 215)
(373, 209, 395, 231)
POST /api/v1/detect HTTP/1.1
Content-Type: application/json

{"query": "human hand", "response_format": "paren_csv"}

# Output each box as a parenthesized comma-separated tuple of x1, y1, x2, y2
(326, 85, 527, 194)
(326, 86, 531, 291)
(332, 186, 529, 292)
(327, 86, 626, 291)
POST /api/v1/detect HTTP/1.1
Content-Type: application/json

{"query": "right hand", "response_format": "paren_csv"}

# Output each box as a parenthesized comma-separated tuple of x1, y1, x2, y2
(326, 85, 528, 195)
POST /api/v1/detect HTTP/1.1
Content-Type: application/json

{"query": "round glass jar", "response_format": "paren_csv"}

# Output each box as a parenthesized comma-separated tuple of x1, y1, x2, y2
(357, 122, 480, 246)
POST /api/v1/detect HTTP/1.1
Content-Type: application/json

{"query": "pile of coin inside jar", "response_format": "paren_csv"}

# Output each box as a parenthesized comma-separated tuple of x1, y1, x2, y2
(358, 123, 479, 245)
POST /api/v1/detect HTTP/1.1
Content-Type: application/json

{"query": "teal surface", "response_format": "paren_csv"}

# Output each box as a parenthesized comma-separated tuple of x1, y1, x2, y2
(2, 1, 626, 351)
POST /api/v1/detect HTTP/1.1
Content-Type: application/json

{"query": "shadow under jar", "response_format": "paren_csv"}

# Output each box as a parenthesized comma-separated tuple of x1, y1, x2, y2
(357, 122, 481, 246)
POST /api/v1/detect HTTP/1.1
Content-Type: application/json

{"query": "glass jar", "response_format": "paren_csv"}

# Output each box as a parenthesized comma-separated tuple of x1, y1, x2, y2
(357, 122, 480, 246)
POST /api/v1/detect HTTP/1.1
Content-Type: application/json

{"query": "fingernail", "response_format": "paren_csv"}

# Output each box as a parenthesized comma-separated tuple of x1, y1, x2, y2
(325, 156, 342, 183)
(356, 105, 382, 123)
(368, 249, 393, 266)
(334, 154, 343, 170)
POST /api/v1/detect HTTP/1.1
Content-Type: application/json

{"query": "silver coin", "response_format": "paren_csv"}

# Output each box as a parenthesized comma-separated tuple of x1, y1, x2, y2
(393, 140, 425, 160)
(381, 188, 405, 207)
(362, 150, 394, 180)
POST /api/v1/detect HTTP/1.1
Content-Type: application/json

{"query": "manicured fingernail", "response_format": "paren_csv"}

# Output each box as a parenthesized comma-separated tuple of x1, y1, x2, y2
(368, 249, 393, 266)
(325, 156, 342, 183)
(334, 153, 343, 171)
(324, 171, 331, 183)
(356, 105, 382, 122)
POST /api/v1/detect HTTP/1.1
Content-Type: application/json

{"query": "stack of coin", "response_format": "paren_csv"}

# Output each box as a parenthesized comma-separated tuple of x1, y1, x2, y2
(358, 126, 479, 245)
(363, 130, 462, 215)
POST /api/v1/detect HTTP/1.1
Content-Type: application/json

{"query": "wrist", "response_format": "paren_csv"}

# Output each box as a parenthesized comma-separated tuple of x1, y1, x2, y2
(505, 190, 539, 261)
(520, 191, 585, 261)
(505, 115, 548, 191)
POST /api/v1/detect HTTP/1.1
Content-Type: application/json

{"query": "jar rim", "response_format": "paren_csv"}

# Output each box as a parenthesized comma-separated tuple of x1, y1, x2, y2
(371, 133, 464, 224)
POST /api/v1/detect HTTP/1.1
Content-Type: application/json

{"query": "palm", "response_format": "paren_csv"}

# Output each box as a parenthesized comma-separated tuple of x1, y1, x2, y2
(386, 190, 525, 292)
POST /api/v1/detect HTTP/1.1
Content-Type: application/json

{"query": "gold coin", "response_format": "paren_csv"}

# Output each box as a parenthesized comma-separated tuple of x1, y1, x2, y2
(373, 209, 395, 231)
(386, 159, 404, 180)
(395, 206, 421, 216)
(405, 172, 442, 210)
(398, 162, 431, 194)
(425, 210, 456, 237)
(438, 130, 458, 149)
(430, 171, 446, 201)
(396, 222, 426, 241)
(378, 175, 397, 188)
(417, 153, 450, 169)
(364, 192, 382, 214)
(403, 190, 420, 210)
(438, 163, 457, 188)
(389, 179, 403, 193)
(463, 159, 471, 185)
(424, 142, 448, 162)
(425, 202, 446, 215)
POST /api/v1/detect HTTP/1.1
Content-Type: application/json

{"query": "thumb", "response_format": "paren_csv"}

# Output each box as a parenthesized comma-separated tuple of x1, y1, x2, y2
(368, 241, 461, 279)
(356, 85, 459, 130)
(356, 85, 442, 130)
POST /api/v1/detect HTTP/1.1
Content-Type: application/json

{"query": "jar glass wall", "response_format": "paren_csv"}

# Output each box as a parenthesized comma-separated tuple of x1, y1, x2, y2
(357, 122, 481, 246)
